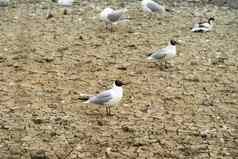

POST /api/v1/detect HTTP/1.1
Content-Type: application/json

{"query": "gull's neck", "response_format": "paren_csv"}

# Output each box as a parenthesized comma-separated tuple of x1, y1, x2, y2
(112, 83, 122, 91)
(113, 83, 119, 88)
(168, 43, 176, 49)
(209, 21, 214, 27)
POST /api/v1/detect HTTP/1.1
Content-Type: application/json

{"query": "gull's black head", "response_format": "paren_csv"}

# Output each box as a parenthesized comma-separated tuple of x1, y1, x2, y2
(115, 80, 125, 87)
(208, 17, 215, 23)
(170, 40, 177, 46)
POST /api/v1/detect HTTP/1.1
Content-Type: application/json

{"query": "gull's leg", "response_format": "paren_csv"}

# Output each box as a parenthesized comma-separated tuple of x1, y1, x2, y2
(106, 107, 108, 115)
(63, 8, 68, 15)
(109, 107, 111, 116)
(106, 106, 112, 116)
(158, 61, 166, 70)
(105, 23, 109, 30)
(105, 22, 113, 32)
(144, 12, 152, 20)
(109, 23, 113, 32)
(164, 61, 171, 69)
(71, 8, 74, 22)
(105, 23, 108, 30)
(148, 13, 154, 20)
(149, 14, 153, 20)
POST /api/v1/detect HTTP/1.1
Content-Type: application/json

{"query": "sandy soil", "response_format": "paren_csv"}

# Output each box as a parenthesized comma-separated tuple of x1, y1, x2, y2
(0, 0, 237, 158)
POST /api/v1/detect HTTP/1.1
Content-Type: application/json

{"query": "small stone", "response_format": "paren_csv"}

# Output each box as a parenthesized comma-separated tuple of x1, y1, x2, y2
(97, 120, 103, 126)
(30, 150, 48, 159)
(105, 147, 111, 158)
(121, 125, 134, 133)
(32, 118, 43, 124)
(117, 66, 127, 71)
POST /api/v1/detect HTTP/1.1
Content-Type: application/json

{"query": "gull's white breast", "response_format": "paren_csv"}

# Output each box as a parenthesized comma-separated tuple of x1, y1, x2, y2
(106, 87, 123, 106)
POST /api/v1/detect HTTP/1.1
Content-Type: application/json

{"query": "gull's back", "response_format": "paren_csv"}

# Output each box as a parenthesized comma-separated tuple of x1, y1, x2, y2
(146, 2, 162, 12)
(107, 12, 122, 22)
(149, 47, 169, 60)
(100, 7, 114, 21)
(142, 0, 165, 13)
(88, 90, 113, 105)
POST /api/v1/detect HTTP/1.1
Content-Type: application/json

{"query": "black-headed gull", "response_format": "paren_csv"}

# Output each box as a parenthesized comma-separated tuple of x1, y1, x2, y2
(147, 40, 177, 63)
(83, 80, 126, 115)
(100, 7, 129, 31)
(141, 0, 166, 14)
(192, 17, 215, 32)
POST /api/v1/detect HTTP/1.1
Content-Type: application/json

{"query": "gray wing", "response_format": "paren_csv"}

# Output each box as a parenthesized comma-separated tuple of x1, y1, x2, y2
(89, 90, 113, 105)
(107, 12, 121, 22)
(146, 2, 161, 12)
(151, 48, 168, 60)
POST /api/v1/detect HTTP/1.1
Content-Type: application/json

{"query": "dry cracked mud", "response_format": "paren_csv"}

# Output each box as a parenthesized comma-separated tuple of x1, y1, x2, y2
(0, 0, 237, 158)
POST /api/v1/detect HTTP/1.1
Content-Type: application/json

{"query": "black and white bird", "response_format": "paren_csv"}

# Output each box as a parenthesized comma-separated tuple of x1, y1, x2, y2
(82, 80, 126, 115)
(141, 0, 166, 14)
(147, 40, 177, 62)
(100, 7, 129, 30)
(191, 17, 215, 32)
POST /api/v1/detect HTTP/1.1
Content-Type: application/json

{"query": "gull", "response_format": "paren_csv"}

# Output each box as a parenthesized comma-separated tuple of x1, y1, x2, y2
(191, 17, 215, 32)
(141, 0, 166, 14)
(146, 40, 177, 66)
(57, 0, 74, 6)
(100, 7, 129, 31)
(82, 80, 126, 115)
(0, 0, 9, 7)
(52, 0, 74, 15)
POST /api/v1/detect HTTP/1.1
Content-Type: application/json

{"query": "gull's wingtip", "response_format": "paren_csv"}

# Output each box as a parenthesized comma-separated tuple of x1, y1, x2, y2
(78, 95, 90, 103)
(146, 52, 153, 57)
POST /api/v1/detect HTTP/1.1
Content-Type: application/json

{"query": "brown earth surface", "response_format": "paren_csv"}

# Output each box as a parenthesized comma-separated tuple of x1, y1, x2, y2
(0, 0, 238, 159)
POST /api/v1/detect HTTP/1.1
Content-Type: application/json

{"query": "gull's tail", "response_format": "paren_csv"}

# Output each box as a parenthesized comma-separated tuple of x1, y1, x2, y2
(78, 95, 90, 103)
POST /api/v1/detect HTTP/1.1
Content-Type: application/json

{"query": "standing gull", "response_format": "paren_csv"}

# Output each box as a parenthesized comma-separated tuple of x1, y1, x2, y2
(52, 0, 74, 15)
(192, 17, 215, 32)
(141, 0, 166, 14)
(57, 0, 74, 6)
(146, 40, 177, 66)
(100, 7, 129, 31)
(82, 80, 126, 115)
(0, 0, 9, 7)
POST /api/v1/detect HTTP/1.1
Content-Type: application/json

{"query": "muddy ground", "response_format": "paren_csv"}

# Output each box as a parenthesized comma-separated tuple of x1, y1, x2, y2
(0, 0, 237, 159)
